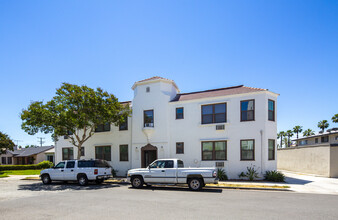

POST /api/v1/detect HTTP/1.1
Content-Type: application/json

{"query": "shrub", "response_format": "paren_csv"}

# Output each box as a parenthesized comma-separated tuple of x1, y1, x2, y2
(112, 169, 118, 177)
(239, 166, 260, 181)
(264, 170, 285, 182)
(0, 160, 53, 171)
(217, 168, 228, 181)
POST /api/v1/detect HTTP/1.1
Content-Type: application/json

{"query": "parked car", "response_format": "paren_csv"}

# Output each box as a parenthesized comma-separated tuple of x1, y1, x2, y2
(127, 159, 218, 191)
(40, 159, 112, 186)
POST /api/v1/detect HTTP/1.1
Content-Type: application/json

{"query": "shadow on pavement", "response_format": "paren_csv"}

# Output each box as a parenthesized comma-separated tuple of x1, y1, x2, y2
(18, 182, 120, 191)
(129, 186, 223, 193)
(284, 176, 312, 185)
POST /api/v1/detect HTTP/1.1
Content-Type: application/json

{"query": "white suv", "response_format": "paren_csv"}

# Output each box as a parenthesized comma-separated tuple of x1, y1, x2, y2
(40, 159, 112, 186)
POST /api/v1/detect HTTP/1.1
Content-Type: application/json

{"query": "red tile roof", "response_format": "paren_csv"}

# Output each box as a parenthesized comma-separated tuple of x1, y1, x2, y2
(136, 76, 172, 83)
(171, 85, 267, 102)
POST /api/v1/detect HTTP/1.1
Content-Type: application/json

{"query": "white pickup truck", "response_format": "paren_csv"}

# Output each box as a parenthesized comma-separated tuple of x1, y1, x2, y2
(40, 159, 112, 186)
(127, 159, 218, 191)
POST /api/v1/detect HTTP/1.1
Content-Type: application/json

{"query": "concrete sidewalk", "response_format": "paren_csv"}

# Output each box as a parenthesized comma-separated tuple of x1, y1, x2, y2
(282, 170, 338, 195)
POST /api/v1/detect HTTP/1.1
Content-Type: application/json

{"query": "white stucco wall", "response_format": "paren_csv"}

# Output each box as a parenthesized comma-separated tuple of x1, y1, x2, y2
(55, 78, 278, 178)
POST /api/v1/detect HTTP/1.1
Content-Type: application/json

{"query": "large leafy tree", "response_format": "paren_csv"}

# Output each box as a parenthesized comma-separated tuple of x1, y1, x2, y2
(293, 125, 303, 140)
(0, 131, 15, 155)
(21, 83, 131, 160)
(303, 129, 315, 137)
(277, 131, 285, 148)
(286, 130, 294, 147)
(332, 114, 338, 123)
(317, 120, 329, 132)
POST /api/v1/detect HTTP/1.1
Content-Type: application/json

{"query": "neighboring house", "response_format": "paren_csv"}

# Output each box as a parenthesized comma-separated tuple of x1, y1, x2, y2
(0, 146, 55, 165)
(277, 130, 338, 177)
(55, 76, 279, 178)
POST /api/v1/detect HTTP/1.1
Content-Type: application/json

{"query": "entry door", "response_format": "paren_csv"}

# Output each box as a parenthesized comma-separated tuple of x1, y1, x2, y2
(144, 150, 157, 168)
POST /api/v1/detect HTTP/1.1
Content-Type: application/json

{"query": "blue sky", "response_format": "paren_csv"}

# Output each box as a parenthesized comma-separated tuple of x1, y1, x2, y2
(0, 0, 337, 146)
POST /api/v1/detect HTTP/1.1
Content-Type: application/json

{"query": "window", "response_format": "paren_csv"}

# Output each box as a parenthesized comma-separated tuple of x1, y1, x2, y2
(1, 157, 6, 164)
(95, 122, 111, 132)
(177, 160, 184, 168)
(119, 117, 128, 131)
(321, 136, 329, 143)
(146, 87, 150, 92)
(46, 155, 54, 163)
(144, 110, 154, 127)
(176, 142, 184, 154)
(62, 148, 74, 160)
(81, 147, 85, 156)
(268, 100, 275, 121)
(54, 162, 65, 169)
(66, 161, 75, 168)
(119, 145, 128, 161)
(95, 146, 111, 161)
(201, 103, 226, 124)
(336, 136, 338, 141)
(149, 160, 174, 168)
(299, 140, 308, 145)
(315, 138, 319, 143)
(64, 130, 73, 139)
(202, 141, 227, 161)
(268, 139, 275, 160)
(176, 107, 184, 119)
(241, 140, 255, 160)
(241, 100, 255, 121)
(7, 157, 12, 164)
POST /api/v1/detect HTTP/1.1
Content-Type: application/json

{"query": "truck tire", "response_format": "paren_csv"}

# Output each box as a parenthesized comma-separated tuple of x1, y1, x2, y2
(188, 178, 203, 191)
(78, 174, 88, 186)
(41, 174, 51, 185)
(131, 176, 144, 189)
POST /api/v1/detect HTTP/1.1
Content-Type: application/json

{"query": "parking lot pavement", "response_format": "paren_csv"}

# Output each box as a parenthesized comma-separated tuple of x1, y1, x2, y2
(282, 171, 338, 194)
(1, 177, 338, 220)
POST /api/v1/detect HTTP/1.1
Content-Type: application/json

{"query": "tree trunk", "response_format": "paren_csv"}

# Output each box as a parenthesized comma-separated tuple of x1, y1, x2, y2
(77, 143, 83, 160)
(280, 137, 283, 148)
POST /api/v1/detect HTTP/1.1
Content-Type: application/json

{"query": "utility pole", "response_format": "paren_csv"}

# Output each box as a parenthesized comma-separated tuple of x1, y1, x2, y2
(37, 137, 45, 147)
(13, 140, 22, 149)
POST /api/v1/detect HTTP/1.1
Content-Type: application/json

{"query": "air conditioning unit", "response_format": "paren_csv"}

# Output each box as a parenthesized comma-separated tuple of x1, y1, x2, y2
(215, 162, 224, 167)
(216, 124, 225, 130)
(144, 123, 154, 127)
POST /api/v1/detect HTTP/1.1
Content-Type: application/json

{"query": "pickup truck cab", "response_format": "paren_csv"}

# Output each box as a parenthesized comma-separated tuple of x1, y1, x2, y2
(40, 159, 112, 186)
(127, 159, 218, 191)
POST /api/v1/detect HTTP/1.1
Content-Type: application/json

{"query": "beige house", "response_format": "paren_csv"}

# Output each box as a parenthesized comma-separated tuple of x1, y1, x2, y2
(277, 129, 338, 177)
(0, 146, 54, 165)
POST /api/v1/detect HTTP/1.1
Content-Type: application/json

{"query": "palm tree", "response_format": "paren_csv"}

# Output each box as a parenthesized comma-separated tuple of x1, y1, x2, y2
(332, 114, 338, 123)
(282, 137, 288, 148)
(293, 125, 303, 139)
(318, 120, 329, 132)
(303, 129, 315, 137)
(286, 130, 294, 147)
(277, 131, 285, 148)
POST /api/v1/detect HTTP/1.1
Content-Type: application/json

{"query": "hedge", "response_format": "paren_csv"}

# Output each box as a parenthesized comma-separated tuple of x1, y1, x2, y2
(0, 161, 53, 171)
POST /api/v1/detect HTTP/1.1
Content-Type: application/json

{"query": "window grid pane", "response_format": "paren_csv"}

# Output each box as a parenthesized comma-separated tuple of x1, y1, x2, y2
(202, 103, 226, 124)
(202, 141, 227, 161)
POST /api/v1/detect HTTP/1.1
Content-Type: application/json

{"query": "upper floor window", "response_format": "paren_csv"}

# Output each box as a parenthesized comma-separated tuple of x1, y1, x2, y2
(202, 141, 227, 161)
(146, 87, 150, 93)
(241, 100, 255, 121)
(321, 136, 329, 143)
(95, 122, 111, 132)
(119, 117, 128, 131)
(268, 100, 275, 121)
(240, 140, 255, 160)
(268, 139, 275, 160)
(201, 103, 226, 124)
(144, 110, 154, 127)
(176, 107, 184, 119)
(64, 130, 73, 139)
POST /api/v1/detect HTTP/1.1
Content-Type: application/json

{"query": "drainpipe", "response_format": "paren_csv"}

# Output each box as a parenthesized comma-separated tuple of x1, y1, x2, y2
(260, 129, 264, 175)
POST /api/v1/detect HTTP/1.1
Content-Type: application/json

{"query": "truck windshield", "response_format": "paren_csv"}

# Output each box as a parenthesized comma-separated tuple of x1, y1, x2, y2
(178, 160, 184, 168)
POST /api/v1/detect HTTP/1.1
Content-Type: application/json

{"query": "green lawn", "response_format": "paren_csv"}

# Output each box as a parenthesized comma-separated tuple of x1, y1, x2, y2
(0, 169, 42, 178)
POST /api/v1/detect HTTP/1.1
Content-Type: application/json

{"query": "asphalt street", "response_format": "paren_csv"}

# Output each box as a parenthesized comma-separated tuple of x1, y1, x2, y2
(1, 177, 338, 220)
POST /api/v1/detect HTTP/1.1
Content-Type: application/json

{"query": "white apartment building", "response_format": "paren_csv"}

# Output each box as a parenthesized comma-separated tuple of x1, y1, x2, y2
(55, 76, 279, 179)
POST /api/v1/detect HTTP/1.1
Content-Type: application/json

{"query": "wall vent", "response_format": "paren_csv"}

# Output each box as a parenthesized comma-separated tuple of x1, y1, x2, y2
(215, 162, 224, 167)
(216, 124, 225, 130)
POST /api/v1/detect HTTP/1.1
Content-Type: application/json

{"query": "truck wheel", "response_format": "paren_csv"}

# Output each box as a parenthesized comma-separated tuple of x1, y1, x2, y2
(131, 176, 144, 189)
(188, 178, 203, 191)
(41, 174, 51, 185)
(78, 174, 88, 186)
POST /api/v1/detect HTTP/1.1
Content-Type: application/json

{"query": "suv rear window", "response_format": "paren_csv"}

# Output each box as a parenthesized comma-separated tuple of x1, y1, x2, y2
(77, 160, 111, 168)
